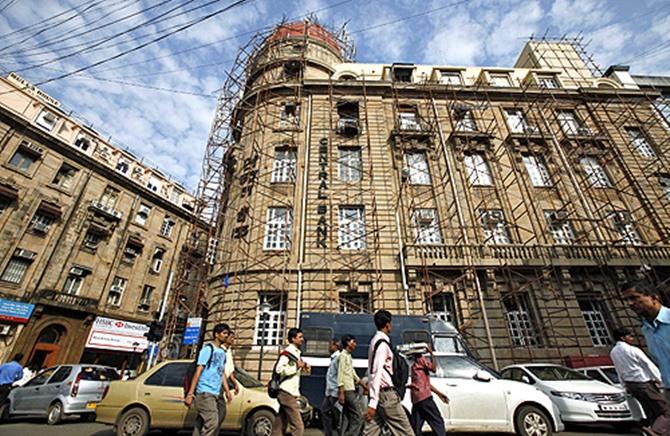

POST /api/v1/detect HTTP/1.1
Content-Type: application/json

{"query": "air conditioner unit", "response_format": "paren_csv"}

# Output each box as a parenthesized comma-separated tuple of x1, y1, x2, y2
(0, 325, 12, 336)
(14, 248, 36, 260)
(70, 267, 86, 276)
(32, 222, 50, 233)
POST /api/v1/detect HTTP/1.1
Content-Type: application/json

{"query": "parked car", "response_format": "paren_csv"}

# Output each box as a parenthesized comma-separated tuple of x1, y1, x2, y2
(501, 363, 643, 427)
(0, 364, 120, 425)
(400, 354, 563, 435)
(96, 359, 312, 436)
(576, 366, 621, 387)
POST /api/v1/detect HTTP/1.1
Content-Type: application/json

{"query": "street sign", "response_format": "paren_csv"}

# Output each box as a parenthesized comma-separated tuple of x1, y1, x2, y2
(183, 317, 202, 345)
(0, 299, 34, 323)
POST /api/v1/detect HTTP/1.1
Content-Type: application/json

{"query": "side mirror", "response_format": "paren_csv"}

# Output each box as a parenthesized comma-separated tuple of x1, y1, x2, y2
(474, 370, 492, 382)
(521, 375, 534, 385)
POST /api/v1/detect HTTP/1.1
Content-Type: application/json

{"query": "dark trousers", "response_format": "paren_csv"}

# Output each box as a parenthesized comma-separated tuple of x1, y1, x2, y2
(192, 393, 227, 436)
(626, 381, 670, 436)
(321, 395, 340, 436)
(0, 385, 12, 406)
(341, 390, 364, 436)
(410, 397, 446, 436)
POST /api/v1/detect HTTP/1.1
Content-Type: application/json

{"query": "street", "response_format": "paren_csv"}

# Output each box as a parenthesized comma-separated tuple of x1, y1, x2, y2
(0, 419, 640, 436)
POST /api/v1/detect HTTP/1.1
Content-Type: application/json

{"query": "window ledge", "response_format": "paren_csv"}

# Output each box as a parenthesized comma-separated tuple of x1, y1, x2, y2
(2, 163, 35, 180)
(48, 184, 74, 196)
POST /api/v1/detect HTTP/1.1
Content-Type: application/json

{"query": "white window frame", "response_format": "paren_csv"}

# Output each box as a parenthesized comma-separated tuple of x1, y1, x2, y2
(338, 206, 366, 250)
(480, 209, 511, 245)
(135, 204, 151, 225)
(412, 208, 442, 245)
(263, 207, 293, 250)
(254, 293, 287, 346)
(431, 293, 457, 324)
(522, 155, 552, 187)
(544, 211, 575, 245)
(63, 274, 83, 295)
(537, 75, 559, 89)
(626, 127, 656, 158)
(139, 285, 154, 311)
(557, 110, 580, 135)
(338, 147, 362, 182)
(578, 299, 611, 347)
(151, 250, 165, 273)
(489, 73, 512, 87)
(159, 217, 175, 237)
(107, 276, 127, 307)
(580, 156, 611, 188)
(439, 71, 462, 86)
(1, 257, 30, 283)
(398, 111, 420, 131)
(405, 152, 431, 185)
(454, 109, 476, 132)
(611, 211, 642, 246)
(504, 294, 540, 347)
(464, 153, 493, 186)
(271, 149, 297, 183)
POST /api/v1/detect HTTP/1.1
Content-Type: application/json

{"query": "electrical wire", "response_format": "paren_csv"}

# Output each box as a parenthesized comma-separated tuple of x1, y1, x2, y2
(0, 0, 98, 40)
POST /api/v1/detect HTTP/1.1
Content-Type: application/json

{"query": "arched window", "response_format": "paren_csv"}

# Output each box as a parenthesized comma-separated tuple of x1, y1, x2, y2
(37, 324, 66, 345)
(151, 249, 165, 273)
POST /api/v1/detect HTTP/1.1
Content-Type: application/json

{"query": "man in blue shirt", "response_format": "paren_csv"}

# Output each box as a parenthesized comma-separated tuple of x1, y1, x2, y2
(622, 281, 670, 403)
(321, 339, 341, 436)
(0, 353, 24, 405)
(184, 323, 232, 436)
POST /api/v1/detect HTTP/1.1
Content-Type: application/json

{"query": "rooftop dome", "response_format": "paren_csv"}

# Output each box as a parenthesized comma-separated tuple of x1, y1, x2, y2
(267, 21, 341, 55)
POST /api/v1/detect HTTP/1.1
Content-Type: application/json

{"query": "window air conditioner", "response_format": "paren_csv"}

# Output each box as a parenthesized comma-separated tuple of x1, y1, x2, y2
(0, 325, 12, 336)
(70, 267, 86, 276)
(14, 249, 36, 260)
(32, 222, 50, 233)
(110, 285, 123, 294)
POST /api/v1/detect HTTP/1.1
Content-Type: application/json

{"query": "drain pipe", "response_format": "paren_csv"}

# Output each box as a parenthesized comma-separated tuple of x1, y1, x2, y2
(395, 210, 411, 315)
(296, 94, 312, 325)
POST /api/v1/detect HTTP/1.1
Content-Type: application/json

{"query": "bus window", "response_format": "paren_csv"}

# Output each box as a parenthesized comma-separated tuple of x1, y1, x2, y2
(303, 327, 334, 356)
(402, 329, 430, 345)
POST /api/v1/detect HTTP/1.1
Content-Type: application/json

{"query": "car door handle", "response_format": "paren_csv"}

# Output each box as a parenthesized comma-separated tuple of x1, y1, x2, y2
(144, 393, 151, 396)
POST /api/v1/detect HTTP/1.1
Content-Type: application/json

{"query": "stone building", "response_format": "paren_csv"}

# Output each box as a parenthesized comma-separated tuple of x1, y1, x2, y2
(0, 73, 197, 370)
(207, 22, 670, 375)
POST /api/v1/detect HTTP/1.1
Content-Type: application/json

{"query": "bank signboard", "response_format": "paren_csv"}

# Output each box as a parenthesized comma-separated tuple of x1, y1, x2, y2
(0, 298, 34, 323)
(85, 316, 149, 352)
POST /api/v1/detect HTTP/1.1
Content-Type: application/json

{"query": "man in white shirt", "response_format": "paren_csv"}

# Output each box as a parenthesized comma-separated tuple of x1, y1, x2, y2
(223, 330, 239, 396)
(610, 327, 670, 435)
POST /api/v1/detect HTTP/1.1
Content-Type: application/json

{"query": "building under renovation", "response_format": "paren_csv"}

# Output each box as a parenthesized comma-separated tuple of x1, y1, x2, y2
(202, 21, 670, 374)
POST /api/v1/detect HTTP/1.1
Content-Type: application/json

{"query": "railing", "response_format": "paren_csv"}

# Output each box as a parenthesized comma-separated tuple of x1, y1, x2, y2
(36, 289, 98, 310)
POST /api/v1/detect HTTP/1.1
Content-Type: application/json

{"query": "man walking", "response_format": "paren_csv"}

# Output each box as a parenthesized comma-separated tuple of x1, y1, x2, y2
(363, 310, 413, 436)
(322, 339, 341, 436)
(271, 327, 309, 436)
(184, 323, 232, 436)
(337, 334, 366, 436)
(408, 346, 448, 436)
(0, 353, 23, 405)
(223, 330, 240, 397)
(622, 281, 670, 402)
(610, 327, 670, 435)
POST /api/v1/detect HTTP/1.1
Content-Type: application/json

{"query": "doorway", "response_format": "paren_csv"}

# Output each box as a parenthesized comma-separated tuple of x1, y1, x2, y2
(29, 324, 66, 369)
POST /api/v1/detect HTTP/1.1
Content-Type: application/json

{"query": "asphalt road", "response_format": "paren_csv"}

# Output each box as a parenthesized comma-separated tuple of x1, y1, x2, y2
(0, 419, 641, 436)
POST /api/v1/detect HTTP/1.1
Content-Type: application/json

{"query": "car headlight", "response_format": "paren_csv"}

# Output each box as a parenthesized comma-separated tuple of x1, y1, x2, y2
(550, 391, 586, 401)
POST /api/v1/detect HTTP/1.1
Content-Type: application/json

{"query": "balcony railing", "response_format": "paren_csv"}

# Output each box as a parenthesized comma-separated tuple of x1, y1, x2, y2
(35, 289, 98, 310)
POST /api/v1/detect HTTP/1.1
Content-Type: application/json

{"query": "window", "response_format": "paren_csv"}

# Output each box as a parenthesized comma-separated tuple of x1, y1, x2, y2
(145, 362, 190, 387)
(537, 75, 559, 89)
(9, 148, 39, 172)
(337, 101, 360, 134)
(338, 206, 366, 250)
(504, 109, 536, 134)
(271, 149, 297, 183)
(557, 110, 583, 135)
(412, 208, 442, 244)
(135, 204, 151, 225)
(63, 274, 83, 295)
(36, 110, 58, 131)
(489, 73, 512, 87)
(580, 157, 611, 188)
(340, 292, 370, 313)
(139, 285, 154, 311)
(544, 211, 575, 245)
(659, 174, 670, 200)
(398, 110, 421, 131)
(625, 127, 656, 158)
(107, 277, 127, 307)
(453, 105, 476, 132)
(207, 237, 218, 265)
(74, 133, 93, 152)
(439, 71, 462, 86)
(431, 293, 457, 324)
(159, 217, 175, 237)
(611, 211, 642, 245)
(280, 103, 299, 128)
(480, 209, 511, 245)
(503, 294, 540, 346)
(303, 327, 334, 356)
(404, 152, 431, 185)
(578, 299, 611, 347)
(254, 293, 287, 346)
(170, 190, 180, 204)
(48, 366, 72, 384)
(26, 368, 56, 386)
(0, 198, 11, 215)
(150, 249, 165, 273)
(99, 186, 119, 208)
(338, 147, 362, 182)
(116, 159, 129, 174)
(464, 153, 493, 186)
(1, 257, 31, 283)
(51, 164, 77, 190)
(31, 211, 55, 234)
(147, 176, 161, 193)
(522, 154, 552, 187)
(83, 231, 102, 249)
(263, 207, 293, 250)
(393, 66, 413, 82)
(123, 239, 143, 263)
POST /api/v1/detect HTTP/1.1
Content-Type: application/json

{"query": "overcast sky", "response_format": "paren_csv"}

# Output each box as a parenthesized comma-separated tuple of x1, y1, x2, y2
(1, 0, 669, 191)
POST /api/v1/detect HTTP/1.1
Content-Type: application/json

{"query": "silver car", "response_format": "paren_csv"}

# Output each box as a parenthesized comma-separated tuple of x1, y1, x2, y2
(1, 364, 119, 425)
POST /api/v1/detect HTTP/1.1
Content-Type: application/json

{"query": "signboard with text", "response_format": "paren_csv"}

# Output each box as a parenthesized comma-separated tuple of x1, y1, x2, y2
(183, 317, 202, 345)
(85, 316, 149, 352)
(0, 299, 34, 324)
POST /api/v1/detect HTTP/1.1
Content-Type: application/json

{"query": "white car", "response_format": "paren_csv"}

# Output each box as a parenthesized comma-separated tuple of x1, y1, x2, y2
(402, 354, 564, 435)
(501, 364, 643, 427)
(576, 366, 621, 387)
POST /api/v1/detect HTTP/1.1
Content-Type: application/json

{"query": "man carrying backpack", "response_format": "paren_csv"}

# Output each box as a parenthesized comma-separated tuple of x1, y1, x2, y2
(363, 310, 412, 436)
(184, 323, 232, 436)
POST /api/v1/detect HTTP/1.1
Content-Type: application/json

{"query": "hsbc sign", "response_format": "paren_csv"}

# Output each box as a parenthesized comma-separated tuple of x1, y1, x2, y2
(85, 316, 150, 352)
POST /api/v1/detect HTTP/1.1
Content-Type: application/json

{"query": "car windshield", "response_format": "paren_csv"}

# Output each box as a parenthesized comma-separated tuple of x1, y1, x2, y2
(433, 355, 499, 380)
(234, 366, 263, 388)
(527, 366, 590, 381)
(433, 336, 465, 354)
(601, 367, 620, 384)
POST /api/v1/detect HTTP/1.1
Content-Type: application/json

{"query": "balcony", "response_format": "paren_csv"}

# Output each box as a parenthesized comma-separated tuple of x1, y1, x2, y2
(35, 289, 98, 311)
(404, 244, 670, 268)
(336, 118, 360, 135)
(89, 200, 122, 220)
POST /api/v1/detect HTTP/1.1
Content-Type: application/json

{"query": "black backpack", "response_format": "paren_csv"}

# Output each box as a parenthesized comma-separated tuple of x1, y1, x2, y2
(183, 343, 214, 397)
(371, 338, 410, 399)
(267, 350, 298, 398)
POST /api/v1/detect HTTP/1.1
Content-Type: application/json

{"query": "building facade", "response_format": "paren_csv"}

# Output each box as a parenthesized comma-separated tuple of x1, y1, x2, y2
(208, 23, 670, 375)
(0, 74, 197, 370)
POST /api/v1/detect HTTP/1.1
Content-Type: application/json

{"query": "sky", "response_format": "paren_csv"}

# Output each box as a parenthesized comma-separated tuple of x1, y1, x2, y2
(1, 0, 669, 191)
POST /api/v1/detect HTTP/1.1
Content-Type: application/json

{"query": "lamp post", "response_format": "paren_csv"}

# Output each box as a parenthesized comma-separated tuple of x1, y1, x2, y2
(257, 301, 272, 380)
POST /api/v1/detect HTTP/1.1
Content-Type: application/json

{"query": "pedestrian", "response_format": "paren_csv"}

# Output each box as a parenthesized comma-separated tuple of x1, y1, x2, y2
(610, 327, 670, 436)
(271, 327, 309, 436)
(337, 334, 366, 436)
(184, 323, 233, 436)
(223, 330, 240, 397)
(321, 339, 342, 436)
(0, 353, 23, 405)
(363, 310, 413, 436)
(407, 345, 448, 436)
(622, 281, 670, 403)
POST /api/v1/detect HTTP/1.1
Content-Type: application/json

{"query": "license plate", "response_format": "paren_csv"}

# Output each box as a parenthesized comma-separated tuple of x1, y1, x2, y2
(86, 402, 97, 410)
(599, 403, 626, 411)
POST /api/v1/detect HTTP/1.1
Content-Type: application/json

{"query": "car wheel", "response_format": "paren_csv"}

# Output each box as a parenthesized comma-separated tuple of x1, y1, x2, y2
(515, 405, 553, 436)
(46, 401, 63, 425)
(245, 409, 275, 436)
(116, 407, 150, 436)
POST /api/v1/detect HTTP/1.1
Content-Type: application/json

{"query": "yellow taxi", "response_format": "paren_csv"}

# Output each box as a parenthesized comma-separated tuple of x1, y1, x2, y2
(96, 359, 286, 436)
